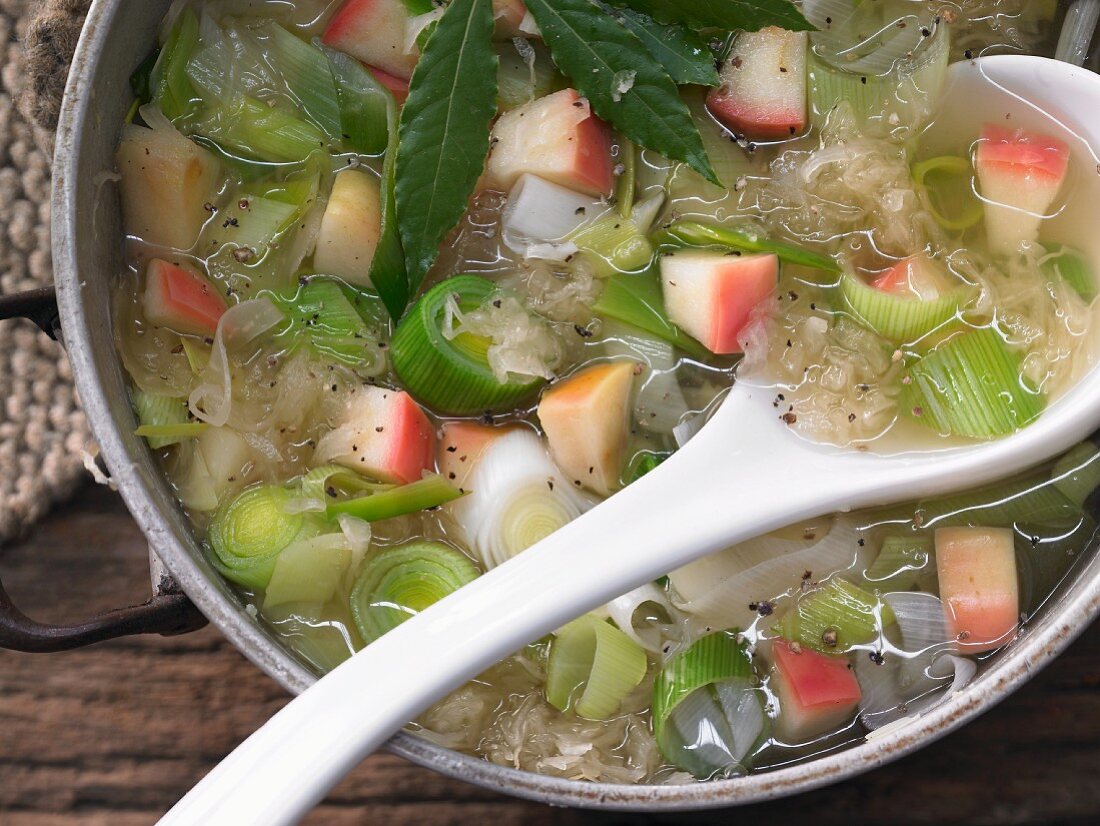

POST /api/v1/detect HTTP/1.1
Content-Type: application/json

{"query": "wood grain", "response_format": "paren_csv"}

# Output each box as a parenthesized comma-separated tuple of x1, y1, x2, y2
(2, 483, 1100, 825)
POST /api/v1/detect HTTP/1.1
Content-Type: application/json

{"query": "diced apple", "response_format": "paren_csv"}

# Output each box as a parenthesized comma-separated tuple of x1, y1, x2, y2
(538, 362, 637, 496)
(438, 421, 522, 490)
(484, 89, 615, 198)
(872, 255, 952, 300)
(366, 65, 410, 104)
(323, 0, 418, 80)
(313, 169, 383, 288)
(116, 123, 221, 252)
(493, 0, 529, 38)
(770, 639, 861, 743)
(707, 28, 808, 141)
(935, 526, 1019, 654)
(314, 387, 436, 485)
(976, 124, 1070, 256)
(660, 250, 779, 355)
(142, 259, 227, 337)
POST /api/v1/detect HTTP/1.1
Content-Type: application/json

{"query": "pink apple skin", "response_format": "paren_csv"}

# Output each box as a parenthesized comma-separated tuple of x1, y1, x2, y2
(661, 250, 779, 355)
(707, 28, 808, 141)
(771, 639, 862, 743)
(323, 0, 418, 80)
(142, 259, 227, 337)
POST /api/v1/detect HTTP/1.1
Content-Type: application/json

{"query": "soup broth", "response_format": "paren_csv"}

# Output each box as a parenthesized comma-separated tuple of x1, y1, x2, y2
(112, 0, 1100, 785)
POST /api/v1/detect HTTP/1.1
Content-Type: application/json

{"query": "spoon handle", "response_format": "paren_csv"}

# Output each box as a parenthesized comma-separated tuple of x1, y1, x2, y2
(158, 390, 845, 825)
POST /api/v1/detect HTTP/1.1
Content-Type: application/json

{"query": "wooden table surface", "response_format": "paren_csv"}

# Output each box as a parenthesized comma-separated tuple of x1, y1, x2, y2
(2, 484, 1100, 825)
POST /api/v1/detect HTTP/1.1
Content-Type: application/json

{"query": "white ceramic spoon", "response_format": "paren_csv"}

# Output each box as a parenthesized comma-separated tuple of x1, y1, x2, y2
(161, 55, 1100, 825)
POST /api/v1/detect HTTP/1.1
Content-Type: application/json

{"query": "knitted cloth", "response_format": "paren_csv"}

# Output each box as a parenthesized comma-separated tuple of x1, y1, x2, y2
(0, 0, 92, 542)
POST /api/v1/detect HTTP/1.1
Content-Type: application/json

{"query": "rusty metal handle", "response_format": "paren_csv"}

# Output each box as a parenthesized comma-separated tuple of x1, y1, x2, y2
(0, 286, 62, 339)
(0, 286, 208, 651)
(0, 584, 207, 652)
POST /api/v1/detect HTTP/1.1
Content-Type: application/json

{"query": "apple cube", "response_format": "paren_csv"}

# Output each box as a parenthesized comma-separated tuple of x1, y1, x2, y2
(935, 526, 1020, 654)
(323, 0, 418, 80)
(116, 124, 221, 252)
(315, 387, 436, 485)
(438, 421, 522, 491)
(660, 249, 779, 355)
(366, 66, 410, 104)
(872, 255, 953, 300)
(707, 28, 808, 141)
(142, 259, 227, 337)
(484, 89, 615, 198)
(313, 169, 383, 289)
(976, 124, 1070, 256)
(493, 0, 529, 39)
(770, 639, 861, 743)
(538, 362, 637, 496)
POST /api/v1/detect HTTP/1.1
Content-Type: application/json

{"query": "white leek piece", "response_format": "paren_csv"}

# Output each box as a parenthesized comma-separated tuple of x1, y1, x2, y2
(448, 429, 595, 569)
(604, 582, 685, 655)
(669, 515, 872, 632)
(502, 173, 607, 262)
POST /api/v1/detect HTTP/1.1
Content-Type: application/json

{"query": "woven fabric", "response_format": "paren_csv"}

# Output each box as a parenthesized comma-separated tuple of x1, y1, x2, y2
(0, 0, 92, 542)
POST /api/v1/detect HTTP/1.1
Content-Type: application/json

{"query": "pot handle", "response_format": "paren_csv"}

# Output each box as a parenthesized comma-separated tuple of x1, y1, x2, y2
(0, 583, 208, 653)
(0, 286, 62, 340)
(0, 287, 209, 651)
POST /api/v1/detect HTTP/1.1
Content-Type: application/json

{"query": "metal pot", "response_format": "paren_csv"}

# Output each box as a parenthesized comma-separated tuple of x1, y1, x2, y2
(2, 0, 1100, 811)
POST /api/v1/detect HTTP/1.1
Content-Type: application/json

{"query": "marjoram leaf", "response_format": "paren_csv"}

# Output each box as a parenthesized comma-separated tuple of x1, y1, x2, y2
(614, 0, 813, 33)
(611, 7, 720, 87)
(395, 0, 499, 295)
(525, 0, 719, 185)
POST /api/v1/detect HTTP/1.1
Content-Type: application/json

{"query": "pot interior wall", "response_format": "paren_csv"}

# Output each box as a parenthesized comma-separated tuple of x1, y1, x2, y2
(50, 0, 1100, 812)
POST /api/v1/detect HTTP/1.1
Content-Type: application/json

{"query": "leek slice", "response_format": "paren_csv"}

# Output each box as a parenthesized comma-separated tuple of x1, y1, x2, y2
(652, 631, 768, 779)
(570, 195, 659, 275)
(841, 273, 965, 344)
(350, 541, 480, 644)
(263, 534, 351, 610)
(1051, 442, 1100, 507)
(390, 276, 548, 415)
(149, 8, 199, 122)
(808, 15, 949, 134)
(916, 471, 1080, 529)
(300, 465, 391, 503)
(655, 220, 840, 273)
(912, 156, 984, 232)
(448, 429, 594, 570)
(258, 23, 342, 141)
(132, 389, 200, 449)
(326, 474, 464, 522)
(864, 534, 935, 592)
(135, 423, 210, 443)
(193, 94, 329, 165)
(272, 278, 388, 371)
(626, 451, 669, 484)
(594, 269, 710, 360)
(322, 44, 393, 157)
(615, 137, 637, 218)
(1042, 244, 1097, 303)
(901, 328, 1045, 439)
(209, 484, 319, 590)
(546, 614, 648, 720)
(776, 578, 896, 654)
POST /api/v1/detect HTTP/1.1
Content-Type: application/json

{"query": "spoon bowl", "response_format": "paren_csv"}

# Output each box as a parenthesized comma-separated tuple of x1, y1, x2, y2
(161, 55, 1100, 825)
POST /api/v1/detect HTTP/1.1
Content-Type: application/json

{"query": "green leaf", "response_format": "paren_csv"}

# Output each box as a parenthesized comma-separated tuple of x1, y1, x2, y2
(368, 76, 411, 320)
(614, 0, 813, 32)
(524, 0, 718, 185)
(395, 0, 499, 295)
(610, 7, 720, 87)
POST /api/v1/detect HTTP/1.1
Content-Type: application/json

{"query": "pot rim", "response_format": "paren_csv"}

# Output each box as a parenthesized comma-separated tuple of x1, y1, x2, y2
(50, 0, 1100, 811)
